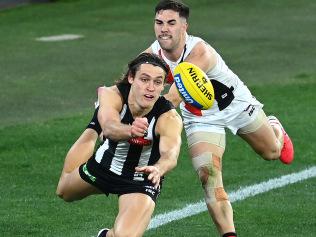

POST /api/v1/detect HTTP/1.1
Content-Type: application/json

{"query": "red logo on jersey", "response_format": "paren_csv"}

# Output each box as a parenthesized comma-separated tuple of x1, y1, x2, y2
(128, 137, 152, 146)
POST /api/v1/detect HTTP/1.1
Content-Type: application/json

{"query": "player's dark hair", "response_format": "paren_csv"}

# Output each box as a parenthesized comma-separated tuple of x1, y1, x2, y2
(117, 53, 169, 85)
(155, 0, 190, 20)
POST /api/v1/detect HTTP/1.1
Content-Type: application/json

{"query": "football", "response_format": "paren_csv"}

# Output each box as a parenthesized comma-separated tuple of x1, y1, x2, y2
(173, 62, 214, 110)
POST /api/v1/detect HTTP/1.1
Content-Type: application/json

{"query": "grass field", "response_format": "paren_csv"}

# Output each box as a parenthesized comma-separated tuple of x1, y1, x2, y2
(0, 0, 315, 236)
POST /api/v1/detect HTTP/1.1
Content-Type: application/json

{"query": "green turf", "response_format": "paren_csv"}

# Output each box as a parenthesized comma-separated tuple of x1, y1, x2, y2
(0, 0, 315, 236)
(233, 178, 316, 236)
(0, 0, 315, 127)
(1, 82, 315, 236)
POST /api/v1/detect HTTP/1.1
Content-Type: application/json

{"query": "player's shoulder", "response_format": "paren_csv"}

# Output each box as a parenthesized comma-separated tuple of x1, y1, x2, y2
(155, 96, 174, 111)
(156, 108, 183, 133)
(156, 97, 181, 118)
(188, 37, 212, 54)
(187, 34, 203, 44)
(150, 40, 161, 54)
(185, 34, 213, 50)
(98, 85, 124, 111)
(186, 36, 217, 71)
(98, 85, 120, 98)
(144, 47, 153, 54)
(165, 108, 182, 122)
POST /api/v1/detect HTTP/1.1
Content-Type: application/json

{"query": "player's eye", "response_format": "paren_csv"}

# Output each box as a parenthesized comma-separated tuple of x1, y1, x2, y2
(154, 80, 163, 86)
(168, 20, 176, 26)
(141, 78, 149, 82)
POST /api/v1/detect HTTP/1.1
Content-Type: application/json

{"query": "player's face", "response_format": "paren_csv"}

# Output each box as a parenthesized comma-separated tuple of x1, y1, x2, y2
(128, 64, 165, 109)
(154, 10, 188, 52)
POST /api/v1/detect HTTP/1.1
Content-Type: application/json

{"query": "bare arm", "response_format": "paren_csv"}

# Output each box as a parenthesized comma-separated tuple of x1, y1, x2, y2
(163, 42, 216, 108)
(98, 86, 148, 141)
(56, 128, 98, 194)
(155, 109, 183, 175)
(143, 47, 153, 53)
(97, 86, 130, 140)
(163, 83, 183, 108)
(135, 109, 183, 188)
(61, 129, 98, 174)
(185, 41, 217, 72)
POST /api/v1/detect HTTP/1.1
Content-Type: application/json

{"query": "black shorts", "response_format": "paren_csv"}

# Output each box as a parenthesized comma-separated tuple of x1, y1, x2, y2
(79, 158, 161, 202)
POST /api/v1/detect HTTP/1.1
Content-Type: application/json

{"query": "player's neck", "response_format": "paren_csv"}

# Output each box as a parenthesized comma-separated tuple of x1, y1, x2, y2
(128, 100, 151, 118)
(162, 40, 186, 62)
(162, 32, 187, 62)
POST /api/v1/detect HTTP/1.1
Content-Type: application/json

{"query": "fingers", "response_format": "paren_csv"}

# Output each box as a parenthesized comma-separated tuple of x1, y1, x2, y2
(135, 166, 161, 189)
(148, 174, 160, 189)
(131, 117, 149, 138)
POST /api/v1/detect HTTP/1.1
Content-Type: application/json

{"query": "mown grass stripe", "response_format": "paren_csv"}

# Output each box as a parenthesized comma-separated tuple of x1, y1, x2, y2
(148, 166, 316, 229)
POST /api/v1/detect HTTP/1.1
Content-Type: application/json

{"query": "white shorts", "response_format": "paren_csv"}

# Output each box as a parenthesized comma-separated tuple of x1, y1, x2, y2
(181, 82, 263, 136)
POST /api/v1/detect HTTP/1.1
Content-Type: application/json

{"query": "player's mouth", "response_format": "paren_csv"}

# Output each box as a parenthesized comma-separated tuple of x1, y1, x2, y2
(144, 94, 155, 101)
(159, 35, 172, 40)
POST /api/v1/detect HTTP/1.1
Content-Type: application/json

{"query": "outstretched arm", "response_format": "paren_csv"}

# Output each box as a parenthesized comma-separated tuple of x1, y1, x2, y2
(135, 109, 183, 188)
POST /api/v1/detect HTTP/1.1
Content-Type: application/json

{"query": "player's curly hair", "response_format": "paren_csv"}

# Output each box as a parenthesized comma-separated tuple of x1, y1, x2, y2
(155, 0, 190, 21)
(116, 53, 169, 85)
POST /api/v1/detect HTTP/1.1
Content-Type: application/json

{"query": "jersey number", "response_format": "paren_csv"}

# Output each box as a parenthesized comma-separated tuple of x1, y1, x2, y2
(211, 80, 234, 111)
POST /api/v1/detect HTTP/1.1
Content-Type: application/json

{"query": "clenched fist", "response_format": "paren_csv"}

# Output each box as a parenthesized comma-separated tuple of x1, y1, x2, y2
(130, 117, 149, 138)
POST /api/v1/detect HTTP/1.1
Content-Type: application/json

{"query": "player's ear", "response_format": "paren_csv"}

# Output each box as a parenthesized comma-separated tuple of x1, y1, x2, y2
(181, 18, 188, 31)
(184, 22, 188, 31)
(128, 73, 134, 84)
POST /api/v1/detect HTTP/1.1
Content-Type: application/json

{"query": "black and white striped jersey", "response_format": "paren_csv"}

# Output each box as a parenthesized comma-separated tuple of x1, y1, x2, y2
(94, 83, 174, 181)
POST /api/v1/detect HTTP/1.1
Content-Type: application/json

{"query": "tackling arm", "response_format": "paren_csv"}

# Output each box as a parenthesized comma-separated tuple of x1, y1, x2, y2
(164, 83, 183, 108)
(163, 42, 216, 108)
(185, 41, 217, 72)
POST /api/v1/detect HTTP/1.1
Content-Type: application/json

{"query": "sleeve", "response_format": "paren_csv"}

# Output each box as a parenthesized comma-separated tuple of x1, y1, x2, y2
(116, 83, 131, 102)
(86, 106, 102, 135)
(150, 40, 160, 54)
(156, 96, 175, 117)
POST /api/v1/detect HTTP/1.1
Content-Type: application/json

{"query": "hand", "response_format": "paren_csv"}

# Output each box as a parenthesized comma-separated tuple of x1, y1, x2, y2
(135, 166, 161, 189)
(130, 117, 149, 138)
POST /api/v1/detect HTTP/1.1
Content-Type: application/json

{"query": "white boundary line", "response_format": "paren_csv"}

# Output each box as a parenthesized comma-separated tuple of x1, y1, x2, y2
(148, 166, 316, 230)
(35, 34, 84, 42)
